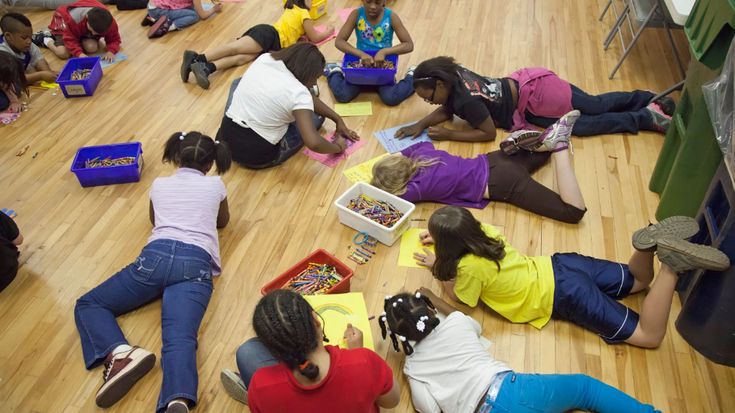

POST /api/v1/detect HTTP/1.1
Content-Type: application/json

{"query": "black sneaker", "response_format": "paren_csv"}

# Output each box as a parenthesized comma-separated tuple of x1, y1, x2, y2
(653, 95, 676, 116)
(32, 30, 51, 48)
(181, 50, 197, 82)
(190, 61, 211, 89)
(141, 14, 157, 27)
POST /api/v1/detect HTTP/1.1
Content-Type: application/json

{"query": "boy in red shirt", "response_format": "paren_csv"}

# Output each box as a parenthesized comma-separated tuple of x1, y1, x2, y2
(32, 0, 121, 61)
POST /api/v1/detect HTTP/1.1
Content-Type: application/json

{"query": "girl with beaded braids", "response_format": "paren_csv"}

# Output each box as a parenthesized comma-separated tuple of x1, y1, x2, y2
(73, 131, 231, 413)
(219, 289, 401, 412)
(381, 290, 661, 413)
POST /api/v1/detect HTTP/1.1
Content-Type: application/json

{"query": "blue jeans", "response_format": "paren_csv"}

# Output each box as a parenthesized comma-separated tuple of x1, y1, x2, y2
(74, 239, 214, 412)
(148, 7, 199, 29)
(526, 85, 656, 136)
(489, 372, 660, 413)
(235, 338, 278, 388)
(327, 72, 414, 106)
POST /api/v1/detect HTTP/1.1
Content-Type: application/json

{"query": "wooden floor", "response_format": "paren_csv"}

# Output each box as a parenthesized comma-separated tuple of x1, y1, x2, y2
(1, 0, 734, 412)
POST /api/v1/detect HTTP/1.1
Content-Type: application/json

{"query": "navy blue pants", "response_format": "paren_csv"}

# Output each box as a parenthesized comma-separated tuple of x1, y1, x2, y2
(327, 72, 414, 106)
(0, 90, 9, 112)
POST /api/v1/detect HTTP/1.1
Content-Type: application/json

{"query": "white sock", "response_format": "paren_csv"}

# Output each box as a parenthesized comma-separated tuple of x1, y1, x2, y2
(168, 399, 188, 409)
(112, 344, 133, 355)
(43, 37, 54, 47)
(169, 23, 178, 31)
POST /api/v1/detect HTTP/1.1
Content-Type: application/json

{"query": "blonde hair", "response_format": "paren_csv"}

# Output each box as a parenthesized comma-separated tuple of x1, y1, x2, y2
(371, 155, 441, 195)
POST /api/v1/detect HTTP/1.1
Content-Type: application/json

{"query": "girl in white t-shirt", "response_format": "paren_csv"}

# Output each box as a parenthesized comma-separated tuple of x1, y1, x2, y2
(379, 290, 661, 413)
(74, 131, 231, 413)
(216, 43, 359, 169)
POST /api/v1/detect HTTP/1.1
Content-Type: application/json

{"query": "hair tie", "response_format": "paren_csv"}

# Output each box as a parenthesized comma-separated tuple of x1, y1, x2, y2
(416, 319, 426, 332)
(298, 360, 311, 371)
(214, 140, 220, 145)
(399, 335, 407, 342)
(179, 132, 187, 141)
(397, 298, 403, 303)
(392, 302, 398, 307)
(384, 295, 392, 301)
(415, 292, 422, 299)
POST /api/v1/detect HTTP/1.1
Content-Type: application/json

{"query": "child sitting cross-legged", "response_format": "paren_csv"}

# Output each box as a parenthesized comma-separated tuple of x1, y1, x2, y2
(0, 13, 57, 84)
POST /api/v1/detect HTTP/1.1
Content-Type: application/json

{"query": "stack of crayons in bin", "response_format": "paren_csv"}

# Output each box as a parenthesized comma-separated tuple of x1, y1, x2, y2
(347, 194, 403, 228)
(85, 156, 135, 168)
(284, 263, 342, 294)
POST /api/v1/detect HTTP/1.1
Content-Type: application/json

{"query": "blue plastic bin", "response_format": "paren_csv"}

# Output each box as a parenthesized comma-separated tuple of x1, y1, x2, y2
(70, 142, 143, 187)
(56, 57, 103, 98)
(342, 51, 398, 86)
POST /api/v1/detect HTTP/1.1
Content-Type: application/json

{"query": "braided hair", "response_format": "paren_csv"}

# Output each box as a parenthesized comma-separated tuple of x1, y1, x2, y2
(378, 292, 441, 355)
(252, 290, 324, 380)
(162, 131, 231, 174)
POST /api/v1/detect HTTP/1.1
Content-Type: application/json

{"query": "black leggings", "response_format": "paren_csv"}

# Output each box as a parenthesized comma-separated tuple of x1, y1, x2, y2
(487, 151, 586, 224)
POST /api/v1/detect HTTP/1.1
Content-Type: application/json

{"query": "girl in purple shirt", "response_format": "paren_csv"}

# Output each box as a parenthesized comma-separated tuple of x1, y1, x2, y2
(371, 111, 588, 224)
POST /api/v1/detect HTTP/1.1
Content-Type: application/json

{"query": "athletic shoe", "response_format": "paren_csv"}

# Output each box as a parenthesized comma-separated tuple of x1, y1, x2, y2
(646, 102, 672, 133)
(537, 110, 580, 152)
(165, 401, 189, 413)
(181, 50, 197, 82)
(220, 369, 248, 405)
(657, 238, 730, 273)
(406, 65, 417, 77)
(324, 62, 343, 77)
(632, 216, 699, 252)
(95, 347, 156, 408)
(653, 95, 675, 116)
(32, 30, 51, 48)
(148, 16, 170, 39)
(500, 130, 542, 155)
(141, 14, 156, 27)
(190, 62, 211, 89)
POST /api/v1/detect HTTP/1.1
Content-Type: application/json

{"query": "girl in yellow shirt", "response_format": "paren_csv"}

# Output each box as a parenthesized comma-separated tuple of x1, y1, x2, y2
(414, 206, 729, 348)
(181, 0, 334, 90)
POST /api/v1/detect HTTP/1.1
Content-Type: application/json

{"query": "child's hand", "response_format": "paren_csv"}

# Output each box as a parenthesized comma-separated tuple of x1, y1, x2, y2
(8, 102, 22, 113)
(40, 71, 58, 82)
(213, 2, 222, 12)
(334, 135, 349, 152)
(78, 53, 88, 58)
(102, 52, 116, 62)
(428, 126, 451, 140)
(374, 49, 387, 63)
(359, 52, 374, 65)
(414, 248, 436, 268)
(343, 323, 364, 349)
(336, 121, 360, 141)
(419, 230, 434, 245)
(394, 122, 425, 139)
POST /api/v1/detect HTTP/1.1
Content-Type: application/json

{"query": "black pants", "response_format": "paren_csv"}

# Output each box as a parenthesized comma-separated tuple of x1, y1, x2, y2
(487, 151, 586, 224)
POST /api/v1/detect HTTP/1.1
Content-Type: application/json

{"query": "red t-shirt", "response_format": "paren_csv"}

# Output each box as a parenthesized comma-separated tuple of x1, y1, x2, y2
(247, 345, 394, 413)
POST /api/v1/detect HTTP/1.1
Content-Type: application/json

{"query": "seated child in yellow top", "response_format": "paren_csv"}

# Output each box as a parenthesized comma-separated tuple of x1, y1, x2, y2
(181, 0, 334, 90)
(0, 13, 57, 84)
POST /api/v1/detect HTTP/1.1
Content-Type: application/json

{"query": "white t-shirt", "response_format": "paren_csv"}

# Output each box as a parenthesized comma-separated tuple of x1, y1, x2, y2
(225, 53, 314, 145)
(403, 312, 511, 413)
(147, 168, 227, 275)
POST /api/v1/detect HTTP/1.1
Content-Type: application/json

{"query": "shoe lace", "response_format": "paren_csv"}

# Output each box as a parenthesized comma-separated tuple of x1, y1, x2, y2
(102, 358, 114, 382)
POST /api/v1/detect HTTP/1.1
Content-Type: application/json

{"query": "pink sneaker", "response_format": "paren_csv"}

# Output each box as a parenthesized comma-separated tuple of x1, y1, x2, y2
(646, 102, 672, 133)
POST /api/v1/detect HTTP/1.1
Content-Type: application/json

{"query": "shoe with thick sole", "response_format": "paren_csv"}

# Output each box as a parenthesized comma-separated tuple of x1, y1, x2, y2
(181, 50, 197, 82)
(657, 238, 730, 273)
(220, 369, 248, 404)
(96, 347, 156, 408)
(500, 130, 542, 155)
(190, 62, 211, 90)
(632, 216, 699, 252)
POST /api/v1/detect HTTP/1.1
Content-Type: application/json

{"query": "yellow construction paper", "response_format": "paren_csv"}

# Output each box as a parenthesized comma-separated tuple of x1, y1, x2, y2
(398, 228, 435, 268)
(343, 153, 388, 183)
(38, 81, 59, 89)
(304, 292, 375, 350)
(334, 101, 373, 117)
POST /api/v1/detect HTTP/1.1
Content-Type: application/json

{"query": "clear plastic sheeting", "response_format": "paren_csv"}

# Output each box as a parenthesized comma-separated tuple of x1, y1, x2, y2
(702, 37, 735, 173)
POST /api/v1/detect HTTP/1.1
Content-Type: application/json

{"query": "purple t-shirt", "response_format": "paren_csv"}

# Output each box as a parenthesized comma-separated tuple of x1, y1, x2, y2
(400, 142, 490, 208)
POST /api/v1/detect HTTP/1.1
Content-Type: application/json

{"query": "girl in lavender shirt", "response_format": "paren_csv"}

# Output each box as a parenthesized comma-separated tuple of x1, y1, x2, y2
(74, 131, 231, 413)
(371, 111, 588, 224)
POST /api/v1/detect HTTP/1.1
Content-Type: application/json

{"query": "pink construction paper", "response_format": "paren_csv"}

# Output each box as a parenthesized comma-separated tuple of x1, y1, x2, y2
(303, 133, 366, 167)
(0, 111, 21, 125)
(338, 7, 356, 23)
(300, 25, 337, 46)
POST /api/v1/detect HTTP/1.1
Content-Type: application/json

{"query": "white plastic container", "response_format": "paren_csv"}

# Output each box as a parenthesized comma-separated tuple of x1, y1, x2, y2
(334, 182, 415, 246)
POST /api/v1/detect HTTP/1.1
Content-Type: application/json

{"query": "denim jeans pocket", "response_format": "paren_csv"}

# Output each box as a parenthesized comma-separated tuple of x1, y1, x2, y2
(182, 258, 213, 283)
(131, 252, 163, 282)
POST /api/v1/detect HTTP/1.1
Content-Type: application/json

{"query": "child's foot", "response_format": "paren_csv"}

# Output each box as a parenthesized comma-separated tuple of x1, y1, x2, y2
(645, 102, 672, 133)
(406, 65, 417, 77)
(500, 130, 542, 155)
(165, 400, 190, 413)
(148, 16, 170, 39)
(95, 346, 156, 408)
(538, 110, 580, 152)
(632, 216, 699, 252)
(324, 62, 343, 77)
(652, 95, 675, 116)
(220, 368, 248, 405)
(31, 30, 52, 48)
(657, 238, 730, 273)
(181, 50, 198, 82)
(190, 62, 211, 89)
(140, 14, 157, 27)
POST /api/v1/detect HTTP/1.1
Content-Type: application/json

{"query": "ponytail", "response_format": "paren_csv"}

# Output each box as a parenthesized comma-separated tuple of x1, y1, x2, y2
(162, 131, 232, 174)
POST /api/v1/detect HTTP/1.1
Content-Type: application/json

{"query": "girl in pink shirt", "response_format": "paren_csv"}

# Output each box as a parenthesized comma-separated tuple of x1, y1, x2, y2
(144, 0, 221, 38)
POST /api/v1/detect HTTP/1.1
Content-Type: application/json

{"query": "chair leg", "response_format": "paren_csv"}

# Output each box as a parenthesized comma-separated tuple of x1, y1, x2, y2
(604, 3, 630, 49)
(609, 2, 660, 79)
(599, 0, 613, 21)
(660, 4, 687, 80)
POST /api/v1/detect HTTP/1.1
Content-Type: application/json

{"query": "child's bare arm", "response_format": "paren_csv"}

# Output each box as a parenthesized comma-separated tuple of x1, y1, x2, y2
(302, 19, 334, 42)
(334, 9, 371, 61)
(192, 0, 220, 19)
(374, 13, 413, 62)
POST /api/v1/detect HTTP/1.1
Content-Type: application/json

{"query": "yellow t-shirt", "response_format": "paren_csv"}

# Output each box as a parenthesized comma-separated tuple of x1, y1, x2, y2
(453, 224, 555, 329)
(273, 7, 312, 48)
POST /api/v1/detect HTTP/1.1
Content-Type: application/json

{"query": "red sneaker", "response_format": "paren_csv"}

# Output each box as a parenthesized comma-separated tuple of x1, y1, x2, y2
(95, 346, 156, 408)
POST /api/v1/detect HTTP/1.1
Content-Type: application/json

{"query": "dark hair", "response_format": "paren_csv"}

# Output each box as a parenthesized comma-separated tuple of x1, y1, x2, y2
(253, 290, 322, 380)
(162, 131, 231, 174)
(86, 8, 113, 34)
(284, 0, 309, 9)
(412, 56, 461, 90)
(379, 292, 440, 355)
(428, 206, 506, 281)
(0, 51, 27, 95)
(0, 12, 32, 33)
(271, 43, 325, 85)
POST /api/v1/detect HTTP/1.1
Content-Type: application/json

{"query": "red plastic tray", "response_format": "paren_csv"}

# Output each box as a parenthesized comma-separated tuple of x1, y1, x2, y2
(260, 249, 354, 295)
